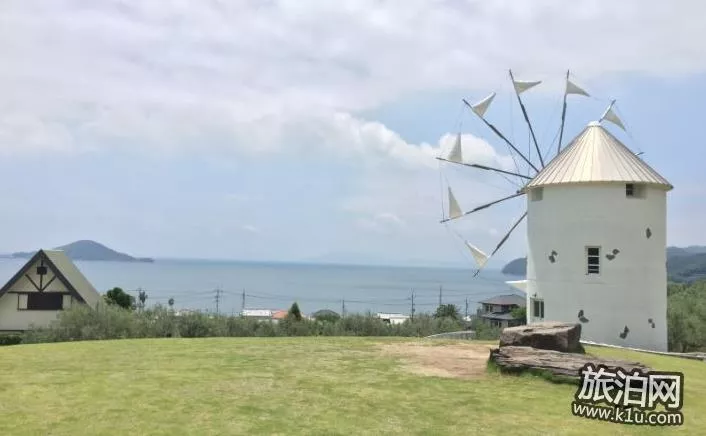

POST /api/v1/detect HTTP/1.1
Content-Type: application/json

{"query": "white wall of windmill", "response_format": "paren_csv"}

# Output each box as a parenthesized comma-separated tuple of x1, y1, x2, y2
(525, 183, 668, 352)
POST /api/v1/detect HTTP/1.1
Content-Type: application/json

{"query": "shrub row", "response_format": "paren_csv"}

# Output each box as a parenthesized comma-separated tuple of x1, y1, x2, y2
(17, 304, 502, 345)
(0, 335, 22, 346)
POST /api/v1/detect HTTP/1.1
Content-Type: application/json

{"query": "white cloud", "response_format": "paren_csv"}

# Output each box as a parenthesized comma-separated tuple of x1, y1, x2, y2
(0, 0, 705, 155)
(0, 0, 702, 262)
(335, 115, 527, 261)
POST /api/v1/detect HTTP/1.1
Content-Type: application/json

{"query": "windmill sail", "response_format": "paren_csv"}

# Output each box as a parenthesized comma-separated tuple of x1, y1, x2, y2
(446, 133, 463, 163)
(473, 212, 527, 277)
(462, 99, 539, 173)
(448, 187, 462, 220)
(558, 72, 591, 155)
(464, 241, 489, 268)
(512, 80, 541, 94)
(600, 100, 626, 131)
(509, 70, 544, 168)
(470, 92, 496, 117)
(566, 79, 589, 96)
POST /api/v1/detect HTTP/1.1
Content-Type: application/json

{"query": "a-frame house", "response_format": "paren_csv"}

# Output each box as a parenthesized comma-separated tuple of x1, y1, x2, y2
(0, 249, 101, 332)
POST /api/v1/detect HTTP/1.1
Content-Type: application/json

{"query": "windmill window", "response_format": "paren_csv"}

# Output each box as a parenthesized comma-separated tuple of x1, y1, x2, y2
(626, 183, 645, 198)
(531, 188, 543, 201)
(586, 246, 600, 275)
(530, 298, 544, 320)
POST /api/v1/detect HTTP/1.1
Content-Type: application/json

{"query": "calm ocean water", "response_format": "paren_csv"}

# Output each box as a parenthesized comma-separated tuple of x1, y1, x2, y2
(0, 258, 518, 316)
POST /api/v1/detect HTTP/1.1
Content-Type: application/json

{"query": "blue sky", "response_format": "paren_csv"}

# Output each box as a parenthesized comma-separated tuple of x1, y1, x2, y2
(0, 1, 704, 266)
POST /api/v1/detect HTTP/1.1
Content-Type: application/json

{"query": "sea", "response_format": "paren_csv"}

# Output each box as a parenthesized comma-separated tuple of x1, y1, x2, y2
(0, 258, 519, 316)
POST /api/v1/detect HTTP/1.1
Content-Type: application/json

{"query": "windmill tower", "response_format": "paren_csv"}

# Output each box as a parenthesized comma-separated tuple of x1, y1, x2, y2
(438, 71, 672, 352)
(524, 121, 672, 351)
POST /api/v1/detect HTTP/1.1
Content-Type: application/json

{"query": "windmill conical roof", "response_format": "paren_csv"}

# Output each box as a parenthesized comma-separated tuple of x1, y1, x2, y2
(525, 122, 672, 190)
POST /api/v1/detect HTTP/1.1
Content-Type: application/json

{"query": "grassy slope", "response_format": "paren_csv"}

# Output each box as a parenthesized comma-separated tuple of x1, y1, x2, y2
(0, 338, 703, 435)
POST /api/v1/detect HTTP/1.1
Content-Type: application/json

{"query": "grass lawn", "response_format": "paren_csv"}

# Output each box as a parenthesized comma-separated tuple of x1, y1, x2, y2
(0, 337, 703, 435)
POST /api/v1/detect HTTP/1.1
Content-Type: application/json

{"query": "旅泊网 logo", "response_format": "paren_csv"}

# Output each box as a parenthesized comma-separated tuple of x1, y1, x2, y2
(571, 363, 684, 426)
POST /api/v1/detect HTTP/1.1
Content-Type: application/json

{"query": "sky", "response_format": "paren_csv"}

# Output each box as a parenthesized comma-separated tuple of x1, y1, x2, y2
(0, 0, 705, 267)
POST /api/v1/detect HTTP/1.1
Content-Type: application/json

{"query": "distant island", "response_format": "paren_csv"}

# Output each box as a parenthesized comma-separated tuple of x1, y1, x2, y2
(11, 240, 154, 263)
(501, 245, 706, 283)
(501, 257, 527, 276)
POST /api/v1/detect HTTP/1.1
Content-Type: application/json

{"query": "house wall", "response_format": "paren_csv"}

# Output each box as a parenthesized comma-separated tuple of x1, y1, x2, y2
(525, 183, 668, 351)
(0, 257, 75, 331)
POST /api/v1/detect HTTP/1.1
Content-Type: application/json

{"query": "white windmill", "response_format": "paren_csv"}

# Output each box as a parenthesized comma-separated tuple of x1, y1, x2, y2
(438, 71, 672, 351)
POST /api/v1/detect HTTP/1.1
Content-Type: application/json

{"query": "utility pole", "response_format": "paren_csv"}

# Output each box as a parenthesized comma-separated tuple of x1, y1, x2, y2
(341, 299, 346, 317)
(438, 285, 443, 306)
(241, 289, 245, 315)
(411, 289, 415, 319)
(465, 298, 469, 319)
(214, 288, 222, 314)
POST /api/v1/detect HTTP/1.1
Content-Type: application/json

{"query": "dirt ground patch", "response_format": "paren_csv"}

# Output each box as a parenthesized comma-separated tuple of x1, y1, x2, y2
(379, 341, 495, 379)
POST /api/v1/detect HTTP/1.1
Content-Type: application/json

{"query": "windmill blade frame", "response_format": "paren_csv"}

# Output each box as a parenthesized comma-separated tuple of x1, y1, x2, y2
(440, 191, 525, 224)
(473, 211, 527, 277)
(440, 70, 599, 277)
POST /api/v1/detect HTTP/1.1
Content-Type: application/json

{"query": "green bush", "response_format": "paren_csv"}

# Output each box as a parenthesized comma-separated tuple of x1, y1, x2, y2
(0, 335, 22, 346)
(19, 303, 497, 344)
(312, 309, 341, 323)
(667, 280, 706, 352)
(104, 287, 136, 310)
(287, 302, 303, 321)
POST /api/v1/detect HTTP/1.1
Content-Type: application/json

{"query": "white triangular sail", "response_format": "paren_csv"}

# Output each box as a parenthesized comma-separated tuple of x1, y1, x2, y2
(446, 133, 463, 163)
(513, 80, 541, 95)
(470, 92, 495, 118)
(448, 187, 462, 220)
(464, 241, 489, 268)
(600, 101, 626, 131)
(566, 79, 589, 97)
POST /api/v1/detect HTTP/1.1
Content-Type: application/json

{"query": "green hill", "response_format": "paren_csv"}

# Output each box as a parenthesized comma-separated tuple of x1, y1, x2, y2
(11, 240, 153, 263)
(501, 257, 527, 275)
(668, 253, 706, 283)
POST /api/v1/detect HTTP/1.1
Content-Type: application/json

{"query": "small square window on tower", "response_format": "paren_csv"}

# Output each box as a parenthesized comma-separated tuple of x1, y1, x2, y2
(586, 246, 600, 275)
(531, 187, 543, 201)
(625, 183, 634, 197)
(626, 183, 646, 198)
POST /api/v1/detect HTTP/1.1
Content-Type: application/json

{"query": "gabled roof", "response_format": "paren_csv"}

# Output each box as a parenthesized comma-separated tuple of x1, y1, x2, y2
(525, 122, 672, 190)
(479, 294, 526, 307)
(0, 249, 101, 307)
(272, 310, 288, 320)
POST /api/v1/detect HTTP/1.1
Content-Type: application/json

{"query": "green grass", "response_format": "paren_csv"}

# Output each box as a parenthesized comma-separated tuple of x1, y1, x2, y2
(0, 338, 703, 435)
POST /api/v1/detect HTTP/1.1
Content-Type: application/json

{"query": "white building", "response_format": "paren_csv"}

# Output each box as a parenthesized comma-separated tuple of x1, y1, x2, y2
(512, 121, 672, 351)
(376, 313, 409, 325)
(0, 249, 102, 332)
(241, 309, 273, 321)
